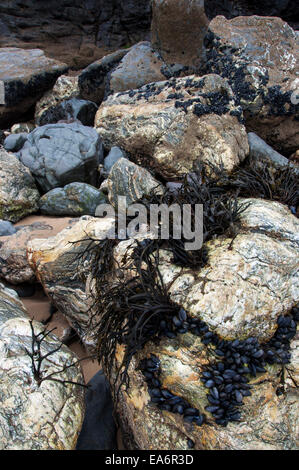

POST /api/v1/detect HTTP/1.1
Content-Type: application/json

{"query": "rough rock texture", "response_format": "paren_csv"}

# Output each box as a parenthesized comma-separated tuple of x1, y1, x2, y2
(0, 219, 16, 236)
(107, 158, 164, 207)
(0, 218, 74, 284)
(109, 42, 167, 94)
(248, 132, 299, 175)
(34, 75, 80, 124)
(0, 147, 40, 222)
(205, 16, 299, 155)
(36, 98, 98, 127)
(11, 122, 35, 134)
(0, 48, 68, 126)
(78, 49, 130, 104)
(95, 74, 249, 179)
(17, 123, 103, 192)
(0, 1, 152, 68)
(39, 182, 107, 217)
(104, 146, 127, 173)
(27, 216, 116, 344)
(0, 286, 85, 450)
(151, 0, 209, 70)
(76, 370, 117, 450)
(111, 199, 299, 450)
(204, 0, 299, 30)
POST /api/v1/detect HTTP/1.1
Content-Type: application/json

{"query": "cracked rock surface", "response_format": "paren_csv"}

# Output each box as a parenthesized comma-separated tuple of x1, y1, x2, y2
(0, 283, 85, 450)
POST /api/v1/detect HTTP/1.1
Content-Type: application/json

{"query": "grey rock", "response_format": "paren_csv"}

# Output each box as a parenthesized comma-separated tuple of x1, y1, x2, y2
(107, 158, 164, 207)
(104, 147, 127, 173)
(109, 42, 167, 94)
(11, 122, 35, 134)
(0, 147, 40, 223)
(17, 123, 103, 192)
(205, 16, 299, 154)
(0, 48, 68, 126)
(39, 182, 107, 217)
(36, 98, 98, 127)
(4, 132, 27, 152)
(0, 219, 16, 236)
(78, 49, 130, 104)
(76, 370, 117, 450)
(248, 133, 299, 175)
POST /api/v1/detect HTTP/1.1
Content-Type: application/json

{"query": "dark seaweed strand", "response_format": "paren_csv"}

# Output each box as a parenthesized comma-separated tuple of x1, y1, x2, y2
(139, 306, 299, 431)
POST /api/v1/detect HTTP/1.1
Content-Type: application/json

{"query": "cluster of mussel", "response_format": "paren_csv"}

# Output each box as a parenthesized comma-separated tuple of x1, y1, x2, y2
(139, 306, 299, 434)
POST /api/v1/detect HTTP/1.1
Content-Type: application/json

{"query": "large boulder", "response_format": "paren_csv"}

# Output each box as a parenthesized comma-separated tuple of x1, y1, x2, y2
(17, 123, 103, 193)
(205, 16, 299, 155)
(0, 48, 68, 126)
(204, 1, 299, 30)
(0, 1, 152, 68)
(27, 216, 116, 344)
(110, 199, 299, 450)
(0, 283, 85, 450)
(151, 0, 209, 70)
(95, 74, 249, 179)
(0, 147, 40, 222)
(0, 217, 74, 284)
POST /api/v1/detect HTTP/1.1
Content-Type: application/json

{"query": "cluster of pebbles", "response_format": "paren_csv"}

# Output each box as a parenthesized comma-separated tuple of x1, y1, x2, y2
(139, 306, 299, 444)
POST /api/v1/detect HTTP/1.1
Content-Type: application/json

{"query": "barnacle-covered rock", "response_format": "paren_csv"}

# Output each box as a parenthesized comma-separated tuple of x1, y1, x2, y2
(0, 284, 85, 450)
(95, 74, 249, 179)
(205, 16, 299, 155)
(0, 147, 40, 223)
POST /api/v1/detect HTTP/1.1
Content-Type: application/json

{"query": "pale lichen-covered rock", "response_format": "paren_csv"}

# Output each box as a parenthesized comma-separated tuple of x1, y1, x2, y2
(205, 16, 299, 155)
(107, 158, 164, 207)
(35, 75, 80, 125)
(0, 217, 74, 284)
(95, 74, 249, 179)
(27, 216, 115, 344)
(0, 315, 85, 450)
(0, 147, 40, 222)
(0, 48, 68, 126)
(151, 0, 209, 70)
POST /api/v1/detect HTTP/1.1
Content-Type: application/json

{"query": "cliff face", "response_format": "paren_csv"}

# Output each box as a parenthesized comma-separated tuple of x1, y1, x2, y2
(204, 0, 299, 30)
(0, 0, 152, 68)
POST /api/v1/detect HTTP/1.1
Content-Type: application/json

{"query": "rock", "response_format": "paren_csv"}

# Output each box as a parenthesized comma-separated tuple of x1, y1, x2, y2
(27, 216, 116, 344)
(35, 75, 80, 124)
(107, 158, 164, 207)
(248, 133, 299, 175)
(0, 1, 151, 69)
(78, 49, 130, 104)
(95, 74, 249, 179)
(204, 1, 299, 30)
(11, 122, 35, 134)
(151, 0, 209, 70)
(0, 48, 68, 126)
(104, 147, 127, 173)
(0, 219, 16, 236)
(110, 198, 299, 450)
(36, 98, 98, 127)
(205, 16, 299, 155)
(17, 123, 103, 192)
(3, 132, 27, 152)
(0, 217, 74, 284)
(0, 287, 85, 450)
(39, 183, 107, 217)
(109, 42, 167, 94)
(0, 147, 40, 222)
(76, 370, 117, 450)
